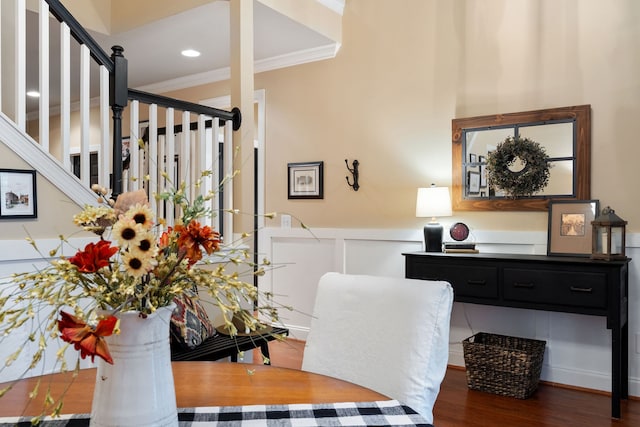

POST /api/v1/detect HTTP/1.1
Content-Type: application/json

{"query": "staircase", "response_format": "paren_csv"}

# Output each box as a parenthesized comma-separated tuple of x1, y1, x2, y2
(0, 0, 240, 234)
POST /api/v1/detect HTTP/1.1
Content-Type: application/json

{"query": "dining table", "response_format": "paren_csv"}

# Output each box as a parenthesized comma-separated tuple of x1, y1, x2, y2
(0, 361, 432, 426)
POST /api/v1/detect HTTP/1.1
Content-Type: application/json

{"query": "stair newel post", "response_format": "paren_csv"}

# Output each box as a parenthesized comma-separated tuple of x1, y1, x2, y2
(110, 45, 128, 198)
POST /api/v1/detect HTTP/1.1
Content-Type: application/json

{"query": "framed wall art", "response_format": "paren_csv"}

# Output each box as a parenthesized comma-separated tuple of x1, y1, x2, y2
(0, 169, 37, 219)
(547, 199, 599, 256)
(467, 171, 480, 194)
(479, 155, 487, 187)
(288, 161, 323, 199)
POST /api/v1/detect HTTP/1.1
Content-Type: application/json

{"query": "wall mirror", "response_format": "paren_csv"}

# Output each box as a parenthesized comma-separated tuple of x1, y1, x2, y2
(451, 105, 591, 211)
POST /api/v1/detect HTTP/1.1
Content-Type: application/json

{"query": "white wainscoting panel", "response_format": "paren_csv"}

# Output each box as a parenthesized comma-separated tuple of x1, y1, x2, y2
(260, 227, 640, 397)
(0, 236, 96, 383)
(1, 228, 637, 395)
(267, 236, 337, 340)
(344, 239, 422, 277)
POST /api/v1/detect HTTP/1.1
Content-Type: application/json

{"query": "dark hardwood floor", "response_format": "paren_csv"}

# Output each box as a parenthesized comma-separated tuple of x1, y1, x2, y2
(264, 339, 640, 427)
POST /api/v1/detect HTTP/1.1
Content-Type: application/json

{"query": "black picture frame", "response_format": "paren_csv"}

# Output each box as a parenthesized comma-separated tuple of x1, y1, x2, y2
(0, 169, 37, 219)
(288, 161, 324, 199)
(467, 171, 480, 194)
(547, 199, 599, 257)
(479, 155, 487, 187)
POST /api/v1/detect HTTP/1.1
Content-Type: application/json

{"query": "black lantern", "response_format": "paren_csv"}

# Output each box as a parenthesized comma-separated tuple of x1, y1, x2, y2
(591, 206, 627, 260)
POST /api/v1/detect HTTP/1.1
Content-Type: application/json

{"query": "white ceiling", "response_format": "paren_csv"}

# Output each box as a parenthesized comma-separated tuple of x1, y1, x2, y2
(24, 0, 340, 112)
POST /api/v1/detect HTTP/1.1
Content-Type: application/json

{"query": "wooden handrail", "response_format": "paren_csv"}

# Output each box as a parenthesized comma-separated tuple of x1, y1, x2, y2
(129, 89, 242, 131)
(45, 0, 114, 71)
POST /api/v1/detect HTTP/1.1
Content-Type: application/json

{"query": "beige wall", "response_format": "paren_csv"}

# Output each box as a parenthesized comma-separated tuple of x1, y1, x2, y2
(50, 0, 111, 34)
(109, 0, 214, 33)
(160, 0, 640, 233)
(56, 0, 216, 35)
(0, 144, 85, 239)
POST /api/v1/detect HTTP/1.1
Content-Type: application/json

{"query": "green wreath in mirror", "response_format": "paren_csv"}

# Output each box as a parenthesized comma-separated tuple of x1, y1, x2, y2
(485, 136, 551, 198)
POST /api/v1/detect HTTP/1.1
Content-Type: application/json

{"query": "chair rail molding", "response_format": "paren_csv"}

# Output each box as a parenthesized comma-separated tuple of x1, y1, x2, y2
(260, 226, 640, 398)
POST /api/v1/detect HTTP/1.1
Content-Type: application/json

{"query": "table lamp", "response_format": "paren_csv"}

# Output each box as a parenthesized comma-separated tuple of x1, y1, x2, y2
(416, 185, 452, 252)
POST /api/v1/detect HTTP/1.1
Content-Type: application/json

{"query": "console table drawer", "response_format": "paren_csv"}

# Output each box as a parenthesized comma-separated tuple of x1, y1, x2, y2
(408, 262, 498, 299)
(448, 266, 499, 298)
(503, 268, 607, 309)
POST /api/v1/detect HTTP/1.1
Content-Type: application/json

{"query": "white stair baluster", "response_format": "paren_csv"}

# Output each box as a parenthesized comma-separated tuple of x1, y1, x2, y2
(38, 0, 49, 150)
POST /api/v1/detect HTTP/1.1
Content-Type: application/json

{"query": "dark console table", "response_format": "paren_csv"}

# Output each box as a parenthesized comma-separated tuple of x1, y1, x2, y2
(403, 251, 630, 419)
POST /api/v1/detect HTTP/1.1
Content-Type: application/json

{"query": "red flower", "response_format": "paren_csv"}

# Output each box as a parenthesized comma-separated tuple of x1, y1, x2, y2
(57, 311, 117, 364)
(175, 220, 220, 266)
(69, 240, 118, 273)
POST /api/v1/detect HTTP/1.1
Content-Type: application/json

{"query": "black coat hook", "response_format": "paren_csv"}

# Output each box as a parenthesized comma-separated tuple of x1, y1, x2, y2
(345, 159, 360, 191)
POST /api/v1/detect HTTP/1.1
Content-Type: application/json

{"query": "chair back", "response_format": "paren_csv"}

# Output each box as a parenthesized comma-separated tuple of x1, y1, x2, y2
(302, 272, 453, 424)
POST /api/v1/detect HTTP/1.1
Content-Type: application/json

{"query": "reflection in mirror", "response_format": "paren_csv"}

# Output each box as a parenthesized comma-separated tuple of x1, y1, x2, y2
(520, 122, 573, 157)
(464, 122, 574, 198)
(452, 105, 591, 211)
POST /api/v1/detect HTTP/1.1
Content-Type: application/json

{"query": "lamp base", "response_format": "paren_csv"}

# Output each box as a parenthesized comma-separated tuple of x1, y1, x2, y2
(424, 223, 444, 252)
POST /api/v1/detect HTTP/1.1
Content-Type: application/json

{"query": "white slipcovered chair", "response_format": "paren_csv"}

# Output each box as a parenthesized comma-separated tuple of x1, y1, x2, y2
(301, 272, 453, 424)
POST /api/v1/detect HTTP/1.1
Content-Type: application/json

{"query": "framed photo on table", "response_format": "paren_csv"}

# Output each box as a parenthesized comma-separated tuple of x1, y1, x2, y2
(0, 169, 37, 219)
(288, 161, 323, 199)
(547, 199, 599, 256)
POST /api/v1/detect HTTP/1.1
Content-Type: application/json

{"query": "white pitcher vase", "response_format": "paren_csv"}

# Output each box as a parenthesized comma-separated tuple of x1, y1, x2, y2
(90, 304, 178, 427)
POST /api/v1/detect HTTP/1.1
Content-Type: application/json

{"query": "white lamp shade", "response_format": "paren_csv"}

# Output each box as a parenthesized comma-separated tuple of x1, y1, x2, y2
(416, 187, 452, 218)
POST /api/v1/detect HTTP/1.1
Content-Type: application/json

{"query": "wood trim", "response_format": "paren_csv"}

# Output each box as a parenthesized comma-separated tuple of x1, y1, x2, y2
(452, 105, 591, 211)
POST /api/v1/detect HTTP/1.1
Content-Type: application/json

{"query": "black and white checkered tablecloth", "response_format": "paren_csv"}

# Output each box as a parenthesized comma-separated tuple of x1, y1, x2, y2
(0, 399, 433, 426)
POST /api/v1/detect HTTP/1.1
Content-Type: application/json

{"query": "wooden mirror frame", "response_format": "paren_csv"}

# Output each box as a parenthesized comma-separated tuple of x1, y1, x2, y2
(452, 105, 591, 211)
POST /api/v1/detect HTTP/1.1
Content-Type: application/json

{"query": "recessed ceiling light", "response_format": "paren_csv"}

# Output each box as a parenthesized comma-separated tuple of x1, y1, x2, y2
(27, 91, 40, 98)
(181, 49, 201, 58)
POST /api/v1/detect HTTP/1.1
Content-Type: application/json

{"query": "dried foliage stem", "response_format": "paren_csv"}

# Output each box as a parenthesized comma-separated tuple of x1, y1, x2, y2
(0, 169, 296, 424)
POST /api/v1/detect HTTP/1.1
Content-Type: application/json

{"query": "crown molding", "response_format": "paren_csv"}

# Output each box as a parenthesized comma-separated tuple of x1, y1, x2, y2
(136, 43, 338, 94)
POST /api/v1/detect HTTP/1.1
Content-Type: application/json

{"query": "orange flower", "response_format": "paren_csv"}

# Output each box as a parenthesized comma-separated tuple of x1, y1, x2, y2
(175, 220, 220, 266)
(69, 240, 118, 273)
(57, 311, 117, 364)
(158, 226, 174, 250)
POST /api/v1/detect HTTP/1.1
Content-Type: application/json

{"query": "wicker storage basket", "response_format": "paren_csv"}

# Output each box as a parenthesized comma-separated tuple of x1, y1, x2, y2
(462, 332, 546, 399)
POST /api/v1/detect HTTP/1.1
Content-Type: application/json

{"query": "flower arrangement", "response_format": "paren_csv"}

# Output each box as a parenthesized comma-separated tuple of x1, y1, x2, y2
(0, 172, 286, 419)
(485, 135, 551, 198)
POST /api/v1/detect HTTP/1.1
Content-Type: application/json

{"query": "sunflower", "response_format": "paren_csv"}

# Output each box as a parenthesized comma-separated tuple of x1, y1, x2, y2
(122, 203, 154, 230)
(112, 217, 145, 249)
(135, 230, 159, 258)
(122, 249, 157, 278)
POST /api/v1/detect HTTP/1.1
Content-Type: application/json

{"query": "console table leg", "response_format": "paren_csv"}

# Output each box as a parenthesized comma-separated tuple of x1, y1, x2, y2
(611, 325, 621, 419)
(622, 322, 629, 400)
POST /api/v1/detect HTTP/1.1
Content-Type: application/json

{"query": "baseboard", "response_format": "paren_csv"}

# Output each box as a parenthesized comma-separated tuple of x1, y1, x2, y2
(279, 325, 309, 342)
(449, 347, 639, 398)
